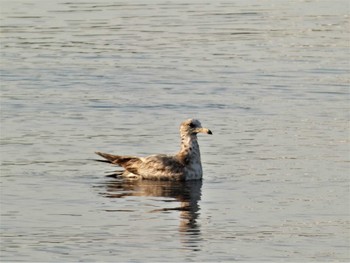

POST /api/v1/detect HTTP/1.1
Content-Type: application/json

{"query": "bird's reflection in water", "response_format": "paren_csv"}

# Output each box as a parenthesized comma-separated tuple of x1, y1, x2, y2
(98, 177, 203, 248)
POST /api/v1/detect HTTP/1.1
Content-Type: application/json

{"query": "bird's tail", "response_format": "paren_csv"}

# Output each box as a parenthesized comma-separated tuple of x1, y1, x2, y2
(95, 152, 139, 168)
(95, 152, 121, 163)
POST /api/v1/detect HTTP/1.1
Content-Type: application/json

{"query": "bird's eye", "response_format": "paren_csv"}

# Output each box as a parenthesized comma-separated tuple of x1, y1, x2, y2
(189, 123, 196, 128)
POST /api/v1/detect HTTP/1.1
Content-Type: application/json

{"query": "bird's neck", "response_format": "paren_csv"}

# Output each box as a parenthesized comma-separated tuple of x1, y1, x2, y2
(177, 134, 201, 165)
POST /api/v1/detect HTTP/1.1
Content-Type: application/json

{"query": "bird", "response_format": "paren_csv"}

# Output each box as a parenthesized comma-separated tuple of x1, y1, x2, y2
(95, 119, 212, 181)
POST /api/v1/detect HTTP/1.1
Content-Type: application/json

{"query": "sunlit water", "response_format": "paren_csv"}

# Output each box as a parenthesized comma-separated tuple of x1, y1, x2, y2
(1, 0, 349, 262)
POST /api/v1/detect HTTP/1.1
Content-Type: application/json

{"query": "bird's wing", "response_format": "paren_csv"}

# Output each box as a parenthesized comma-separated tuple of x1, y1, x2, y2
(134, 154, 185, 180)
(95, 152, 185, 180)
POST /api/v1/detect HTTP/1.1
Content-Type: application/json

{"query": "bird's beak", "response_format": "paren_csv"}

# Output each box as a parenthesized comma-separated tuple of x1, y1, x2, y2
(195, 127, 213, 135)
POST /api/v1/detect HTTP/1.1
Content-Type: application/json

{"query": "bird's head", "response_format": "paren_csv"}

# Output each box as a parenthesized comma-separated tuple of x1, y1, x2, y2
(180, 119, 212, 137)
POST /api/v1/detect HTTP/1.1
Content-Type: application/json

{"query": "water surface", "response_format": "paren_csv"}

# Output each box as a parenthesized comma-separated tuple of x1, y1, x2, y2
(1, 0, 349, 262)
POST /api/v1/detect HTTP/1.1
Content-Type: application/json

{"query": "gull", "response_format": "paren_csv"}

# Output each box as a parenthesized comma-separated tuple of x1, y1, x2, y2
(95, 119, 212, 181)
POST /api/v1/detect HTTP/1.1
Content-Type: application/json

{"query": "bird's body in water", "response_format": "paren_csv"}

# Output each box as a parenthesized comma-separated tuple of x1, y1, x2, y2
(95, 119, 212, 181)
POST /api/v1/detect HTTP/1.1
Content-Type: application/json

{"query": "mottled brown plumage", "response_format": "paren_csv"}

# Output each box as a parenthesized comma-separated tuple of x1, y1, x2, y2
(95, 119, 212, 181)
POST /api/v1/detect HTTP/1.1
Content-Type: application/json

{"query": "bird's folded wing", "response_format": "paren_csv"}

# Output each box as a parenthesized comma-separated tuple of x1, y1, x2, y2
(128, 155, 184, 180)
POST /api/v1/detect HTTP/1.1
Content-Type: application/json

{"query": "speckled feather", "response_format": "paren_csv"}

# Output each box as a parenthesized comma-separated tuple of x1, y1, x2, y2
(95, 119, 212, 181)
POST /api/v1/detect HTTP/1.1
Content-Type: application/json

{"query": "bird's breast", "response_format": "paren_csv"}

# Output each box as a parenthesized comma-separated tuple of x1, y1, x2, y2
(184, 159, 203, 180)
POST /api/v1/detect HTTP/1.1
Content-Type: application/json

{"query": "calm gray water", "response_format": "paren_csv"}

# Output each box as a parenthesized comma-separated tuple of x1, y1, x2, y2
(1, 0, 349, 262)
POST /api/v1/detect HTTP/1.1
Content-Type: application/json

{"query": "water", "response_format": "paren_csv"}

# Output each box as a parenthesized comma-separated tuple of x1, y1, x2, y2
(1, 0, 349, 261)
